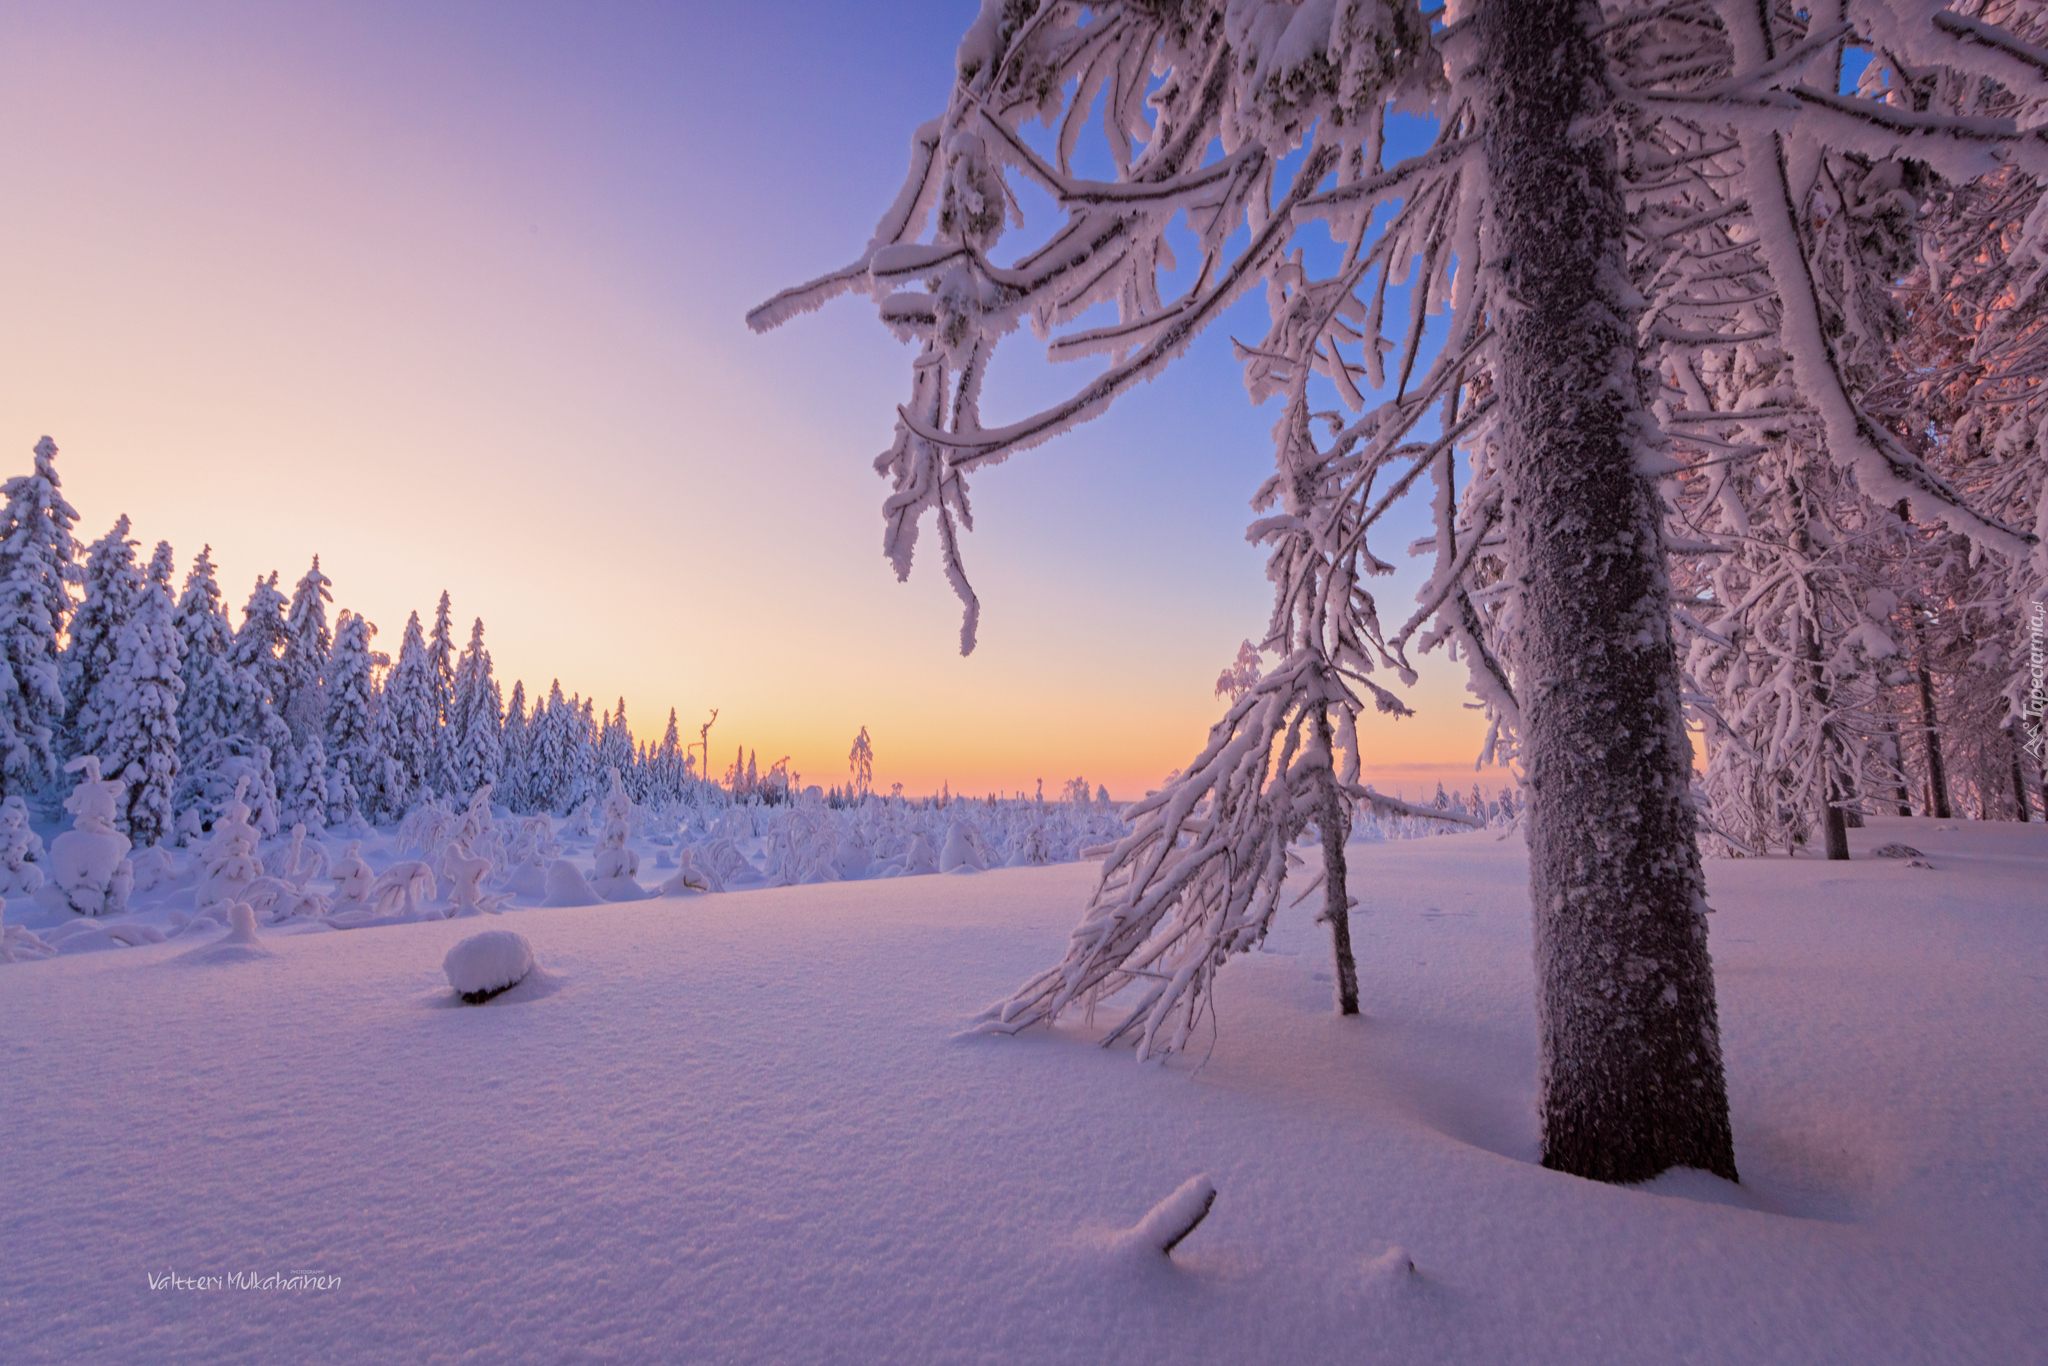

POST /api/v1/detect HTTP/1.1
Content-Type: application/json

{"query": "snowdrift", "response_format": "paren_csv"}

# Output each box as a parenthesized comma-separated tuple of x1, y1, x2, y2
(1, 817, 2041, 1364)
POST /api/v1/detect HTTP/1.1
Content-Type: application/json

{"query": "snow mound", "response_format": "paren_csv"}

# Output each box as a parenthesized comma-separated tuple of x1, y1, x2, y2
(939, 821, 981, 873)
(444, 929, 536, 1003)
(590, 873, 650, 903)
(542, 860, 602, 908)
(176, 903, 275, 965)
(225, 902, 259, 944)
(1362, 1245, 1416, 1283)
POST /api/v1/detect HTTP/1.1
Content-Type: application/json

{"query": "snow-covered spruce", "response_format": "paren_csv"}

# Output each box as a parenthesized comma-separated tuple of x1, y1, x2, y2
(443, 929, 536, 1004)
(753, 0, 2045, 1185)
(0, 437, 81, 802)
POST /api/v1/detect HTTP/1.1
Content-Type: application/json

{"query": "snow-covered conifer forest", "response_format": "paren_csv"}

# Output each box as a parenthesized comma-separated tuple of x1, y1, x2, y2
(0, 434, 1193, 949)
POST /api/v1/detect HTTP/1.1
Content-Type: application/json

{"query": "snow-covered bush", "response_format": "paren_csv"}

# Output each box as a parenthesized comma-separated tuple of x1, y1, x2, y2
(47, 755, 133, 916)
(195, 777, 264, 911)
(0, 794, 45, 896)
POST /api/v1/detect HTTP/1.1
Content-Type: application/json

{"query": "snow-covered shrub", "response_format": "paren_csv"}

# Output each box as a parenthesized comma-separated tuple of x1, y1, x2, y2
(330, 840, 376, 911)
(589, 768, 646, 901)
(195, 777, 264, 911)
(47, 755, 133, 916)
(0, 794, 46, 896)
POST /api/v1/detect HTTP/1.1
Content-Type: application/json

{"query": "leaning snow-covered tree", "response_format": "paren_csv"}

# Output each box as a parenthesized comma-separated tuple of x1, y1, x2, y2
(753, 0, 2044, 1183)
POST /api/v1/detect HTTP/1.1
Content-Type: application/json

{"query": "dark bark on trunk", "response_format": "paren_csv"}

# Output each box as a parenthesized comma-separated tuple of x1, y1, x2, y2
(1477, 0, 1736, 1185)
(2013, 755, 2031, 823)
(1313, 705, 1360, 1016)
(1800, 608, 1850, 860)
(1821, 773, 1852, 855)
(1916, 663, 1952, 820)
(1885, 718, 1914, 816)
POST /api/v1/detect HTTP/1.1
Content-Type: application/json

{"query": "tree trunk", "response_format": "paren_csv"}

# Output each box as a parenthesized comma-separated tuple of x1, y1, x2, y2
(1315, 705, 1360, 1016)
(2013, 755, 2031, 823)
(1477, 0, 1737, 1185)
(1916, 662, 1952, 820)
(1800, 608, 1850, 860)
(1885, 717, 1914, 816)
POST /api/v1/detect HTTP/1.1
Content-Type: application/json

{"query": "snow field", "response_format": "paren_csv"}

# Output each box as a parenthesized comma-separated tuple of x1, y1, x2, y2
(1, 817, 2042, 1364)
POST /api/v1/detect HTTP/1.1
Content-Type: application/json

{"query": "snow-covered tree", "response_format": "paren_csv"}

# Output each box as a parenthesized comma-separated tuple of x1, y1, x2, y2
(280, 556, 333, 748)
(0, 437, 80, 800)
(96, 541, 184, 845)
(596, 697, 634, 785)
(324, 609, 379, 796)
(755, 0, 2045, 1183)
(566, 695, 598, 810)
(428, 589, 456, 781)
(524, 680, 571, 814)
(372, 610, 438, 816)
(848, 725, 874, 800)
(649, 706, 684, 804)
(63, 514, 141, 762)
(223, 571, 294, 805)
(445, 618, 504, 801)
(286, 735, 330, 834)
(173, 548, 237, 780)
(327, 754, 366, 833)
(500, 679, 531, 812)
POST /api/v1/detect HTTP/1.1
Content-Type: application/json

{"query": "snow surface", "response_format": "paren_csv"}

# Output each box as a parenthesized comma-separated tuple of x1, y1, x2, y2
(2, 816, 2042, 1364)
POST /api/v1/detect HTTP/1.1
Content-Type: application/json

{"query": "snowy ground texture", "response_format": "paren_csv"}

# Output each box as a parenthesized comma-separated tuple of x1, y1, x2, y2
(3, 816, 2042, 1364)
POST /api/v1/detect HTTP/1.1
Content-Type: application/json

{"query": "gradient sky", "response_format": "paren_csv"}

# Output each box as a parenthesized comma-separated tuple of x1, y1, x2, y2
(0, 0, 1513, 801)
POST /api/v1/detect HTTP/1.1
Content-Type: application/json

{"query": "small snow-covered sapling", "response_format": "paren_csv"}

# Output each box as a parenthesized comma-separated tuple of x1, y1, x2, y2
(49, 756, 134, 915)
(330, 840, 376, 910)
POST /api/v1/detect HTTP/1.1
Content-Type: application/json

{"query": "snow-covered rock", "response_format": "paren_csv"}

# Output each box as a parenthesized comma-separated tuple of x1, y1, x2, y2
(443, 929, 535, 1003)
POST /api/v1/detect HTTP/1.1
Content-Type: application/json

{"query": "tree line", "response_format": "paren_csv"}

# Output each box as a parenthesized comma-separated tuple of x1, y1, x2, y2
(0, 436, 735, 844)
